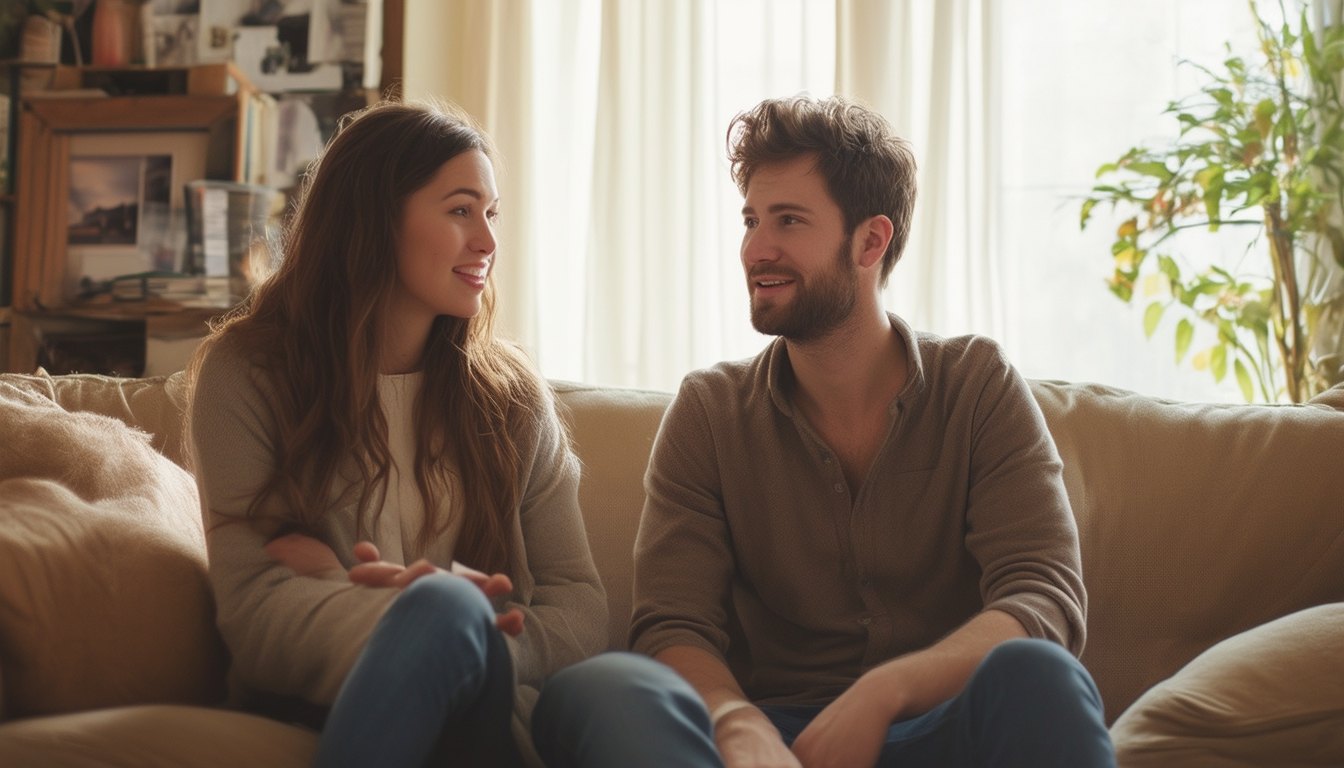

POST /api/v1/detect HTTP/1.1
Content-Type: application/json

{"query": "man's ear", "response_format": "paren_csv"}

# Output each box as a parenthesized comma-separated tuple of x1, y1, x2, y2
(856, 215, 895, 269)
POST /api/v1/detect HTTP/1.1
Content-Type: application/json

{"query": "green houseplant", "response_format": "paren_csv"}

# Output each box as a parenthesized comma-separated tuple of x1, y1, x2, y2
(1081, 1, 1344, 402)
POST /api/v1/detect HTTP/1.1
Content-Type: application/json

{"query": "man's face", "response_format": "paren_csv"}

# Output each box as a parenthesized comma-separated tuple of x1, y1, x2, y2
(740, 156, 858, 342)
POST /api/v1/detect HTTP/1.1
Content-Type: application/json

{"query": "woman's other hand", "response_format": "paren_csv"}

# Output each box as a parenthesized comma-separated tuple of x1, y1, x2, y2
(348, 542, 525, 636)
(264, 533, 346, 578)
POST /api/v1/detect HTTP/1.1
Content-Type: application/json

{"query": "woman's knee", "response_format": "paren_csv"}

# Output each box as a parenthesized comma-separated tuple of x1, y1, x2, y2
(376, 574, 498, 663)
(393, 573, 494, 623)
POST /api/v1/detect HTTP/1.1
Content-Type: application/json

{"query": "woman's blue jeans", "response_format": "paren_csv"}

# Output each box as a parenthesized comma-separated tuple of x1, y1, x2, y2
(312, 574, 523, 768)
(532, 639, 1115, 768)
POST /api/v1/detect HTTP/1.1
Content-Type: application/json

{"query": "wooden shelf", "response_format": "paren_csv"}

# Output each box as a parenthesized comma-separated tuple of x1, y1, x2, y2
(8, 304, 230, 375)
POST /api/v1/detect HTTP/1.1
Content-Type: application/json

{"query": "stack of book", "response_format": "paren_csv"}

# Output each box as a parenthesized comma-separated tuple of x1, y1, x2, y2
(109, 271, 206, 302)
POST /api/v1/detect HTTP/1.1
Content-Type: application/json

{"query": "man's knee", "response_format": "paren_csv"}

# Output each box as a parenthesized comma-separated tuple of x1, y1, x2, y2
(973, 638, 1101, 709)
(543, 653, 704, 715)
(534, 653, 720, 768)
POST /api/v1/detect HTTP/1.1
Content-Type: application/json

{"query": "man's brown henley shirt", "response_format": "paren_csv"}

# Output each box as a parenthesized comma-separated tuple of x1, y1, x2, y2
(630, 314, 1086, 706)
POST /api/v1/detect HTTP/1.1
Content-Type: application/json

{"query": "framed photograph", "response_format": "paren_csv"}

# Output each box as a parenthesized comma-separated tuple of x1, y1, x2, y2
(11, 95, 240, 314)
(66, 132, 208, 298)
(147, 14, 201, 67)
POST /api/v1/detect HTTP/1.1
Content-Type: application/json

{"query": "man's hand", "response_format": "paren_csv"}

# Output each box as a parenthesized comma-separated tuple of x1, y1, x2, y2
(791, 610, 1030, 768)
(347, 541, 524, 637)
(714, 705, 803, 768)
(788, 674, 897, 768)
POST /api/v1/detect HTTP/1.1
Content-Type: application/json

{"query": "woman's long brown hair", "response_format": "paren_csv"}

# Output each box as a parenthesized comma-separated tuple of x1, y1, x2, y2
(189, 100, 540, 575)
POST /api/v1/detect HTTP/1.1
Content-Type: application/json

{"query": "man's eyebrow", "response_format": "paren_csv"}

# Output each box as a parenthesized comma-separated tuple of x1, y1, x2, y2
(740, 203, 814, 216)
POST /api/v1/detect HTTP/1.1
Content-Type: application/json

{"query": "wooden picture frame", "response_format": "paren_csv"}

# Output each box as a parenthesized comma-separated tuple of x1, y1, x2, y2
(12, 95, 242, 314)
(65, 131, 210, 299)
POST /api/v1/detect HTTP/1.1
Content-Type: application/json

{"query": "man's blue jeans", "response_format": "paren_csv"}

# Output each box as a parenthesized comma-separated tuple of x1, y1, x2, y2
(533, 639, 1116, 768)
(312, 574, 523, 768)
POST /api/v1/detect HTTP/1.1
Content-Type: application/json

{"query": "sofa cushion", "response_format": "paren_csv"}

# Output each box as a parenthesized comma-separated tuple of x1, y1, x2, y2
(0, 382, 226, 719)
(0, 370, 191, 468)
(551, 380, 674, 651)
(1109, 602, 1344, 767)
(1030, 381, 1344, 723)
(0, 704, 316, 768)
(1309, 381, 1344, 412)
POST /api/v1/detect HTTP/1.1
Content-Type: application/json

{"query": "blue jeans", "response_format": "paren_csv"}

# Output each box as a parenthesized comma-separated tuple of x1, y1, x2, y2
(533, 639, 1115, 768)
(766, 640, 1115, 767)
(312, 574, 523, 768)
(532, 652, 722, 768)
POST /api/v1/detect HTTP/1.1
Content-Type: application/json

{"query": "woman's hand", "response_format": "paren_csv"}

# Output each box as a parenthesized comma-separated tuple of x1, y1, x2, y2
(347, 541, 525, 637)
(264, 533, 346, 578)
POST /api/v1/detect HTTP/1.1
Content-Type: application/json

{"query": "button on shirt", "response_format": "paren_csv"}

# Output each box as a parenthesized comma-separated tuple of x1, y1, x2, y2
(630, 314, 1086, 707)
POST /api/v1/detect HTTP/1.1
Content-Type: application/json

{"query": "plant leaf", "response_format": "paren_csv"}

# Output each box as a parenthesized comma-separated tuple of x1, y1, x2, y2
(1254, 98, 1276, 138)
(1175, 318, 1194, 363)
(1158, 255, 1181, 283)
(1144, 302, 1165, 338)
(1194, 165, 1225, 190)
(1235, 358, 1255, 402)
(1080, 199, 1097, 229)
(1129, 161, 1173, 181)
(1211, 344, 1228, 382)
(1192, 347, 1212, 371)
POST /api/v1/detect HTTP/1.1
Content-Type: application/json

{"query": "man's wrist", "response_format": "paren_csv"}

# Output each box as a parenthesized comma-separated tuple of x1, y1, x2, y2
(709, 699, 757, 729)
(855, 661, 912, 722)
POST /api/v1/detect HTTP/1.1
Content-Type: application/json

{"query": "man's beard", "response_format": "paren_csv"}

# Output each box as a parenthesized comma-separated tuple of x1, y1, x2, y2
(749, 235, 858, 343)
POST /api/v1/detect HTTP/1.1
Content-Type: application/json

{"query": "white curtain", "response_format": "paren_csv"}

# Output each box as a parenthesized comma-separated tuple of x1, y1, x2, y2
(405, 0, 834, 391)
(837, 0, 1007, 344)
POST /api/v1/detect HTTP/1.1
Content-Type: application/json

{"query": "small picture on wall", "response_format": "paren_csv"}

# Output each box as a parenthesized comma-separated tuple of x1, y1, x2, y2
(147, 14, 200, 66)
(64, 131, 209, 302)
(68, 155, 171, 247)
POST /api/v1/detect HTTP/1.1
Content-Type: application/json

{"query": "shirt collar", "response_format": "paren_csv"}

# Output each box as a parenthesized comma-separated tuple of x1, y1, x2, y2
(765, 312, 927, 419)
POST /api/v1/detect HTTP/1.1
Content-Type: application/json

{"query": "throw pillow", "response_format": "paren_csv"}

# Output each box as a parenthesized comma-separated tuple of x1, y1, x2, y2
(0, 383, 226, 718)
(1309, 381, 1344, 412)
(1110, 602, 1344, 767)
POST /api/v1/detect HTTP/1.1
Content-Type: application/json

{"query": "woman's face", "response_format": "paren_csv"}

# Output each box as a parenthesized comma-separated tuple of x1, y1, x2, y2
(390, 149, 499, 327)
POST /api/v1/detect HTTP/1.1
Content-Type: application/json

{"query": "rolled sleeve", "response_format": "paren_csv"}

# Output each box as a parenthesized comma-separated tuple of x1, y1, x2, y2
(964, 346, 1087, 655)
(630, 383, 736, 663)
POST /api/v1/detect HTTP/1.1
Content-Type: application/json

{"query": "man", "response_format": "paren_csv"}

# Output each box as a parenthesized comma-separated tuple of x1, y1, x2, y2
(532, 95, 1114, 768)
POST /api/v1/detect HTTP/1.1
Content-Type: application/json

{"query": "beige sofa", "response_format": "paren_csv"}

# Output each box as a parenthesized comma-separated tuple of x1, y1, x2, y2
(1, 370, 1342, 767)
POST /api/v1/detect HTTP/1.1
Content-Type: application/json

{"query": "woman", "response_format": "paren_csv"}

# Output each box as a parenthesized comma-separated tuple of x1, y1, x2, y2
(188, 100, 629, 768)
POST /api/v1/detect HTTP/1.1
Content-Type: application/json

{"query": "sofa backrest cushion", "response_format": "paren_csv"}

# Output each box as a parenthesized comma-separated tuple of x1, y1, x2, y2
(0, 381, 226, 720)
(552, 381, 674, 651)
(0, 370, 191, 468)
(1031, 380, 1344, 722)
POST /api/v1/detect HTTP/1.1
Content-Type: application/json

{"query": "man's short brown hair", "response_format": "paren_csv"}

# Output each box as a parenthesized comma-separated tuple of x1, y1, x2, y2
(727, 95, 917, 285)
